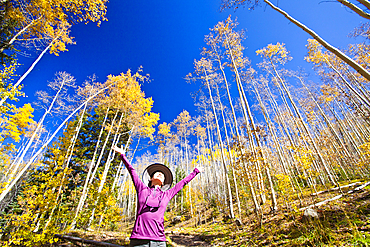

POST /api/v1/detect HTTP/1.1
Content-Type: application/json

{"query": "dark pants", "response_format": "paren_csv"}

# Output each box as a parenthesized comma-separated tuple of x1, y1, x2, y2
(129, 239, 166, 247)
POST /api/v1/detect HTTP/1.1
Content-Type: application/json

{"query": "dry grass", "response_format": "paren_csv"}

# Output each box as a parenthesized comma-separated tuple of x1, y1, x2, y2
(165, 183, 370, 246)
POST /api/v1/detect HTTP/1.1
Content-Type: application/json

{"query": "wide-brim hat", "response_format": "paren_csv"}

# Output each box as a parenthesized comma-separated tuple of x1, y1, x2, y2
(142, 163, 173, 191)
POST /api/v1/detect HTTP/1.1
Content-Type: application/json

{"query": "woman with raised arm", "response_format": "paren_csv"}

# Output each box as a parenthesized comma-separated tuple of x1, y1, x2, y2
(112, 145, 203, 247)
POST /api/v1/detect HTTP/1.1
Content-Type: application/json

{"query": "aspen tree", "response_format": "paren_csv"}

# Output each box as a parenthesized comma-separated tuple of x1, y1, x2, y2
(87, 109, 120, 226)
(214, 17, 277, 208)
(2, 159, 72, 246)
(260, 76, 314, 191)
(297, 86, 355, 180)
(0, 32, 68, 107)
(42, 98, 91, 230)
(194, 121, 208, 195)
(214, 78, 243, 216)
(0, 103, 35, 165)
(257, 43, 338, 185)
(195, 58, 235, 218)
(252, 76, 299, 210)
(198, 17, 266, 215)
(70, 106, 110, 229)
(173, 110, 195, 215)
(0, 79, 114, 205)
(195, 96, 224, 211)
(0, 62, 23, 113)
(72, 70, 159, 228)
(3, 72, 75, 192)
(203, 30, 246, 215)
(297, 76, 359, 168)
(0, 0, 108, 108)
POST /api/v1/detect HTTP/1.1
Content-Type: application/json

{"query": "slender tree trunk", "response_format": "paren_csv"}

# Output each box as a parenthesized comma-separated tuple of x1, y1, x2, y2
(4, 73, 69, 189)
(0, 36, 59, 106)
(299, 77, 354, 160)
(70, 107, 110, 229)
(0, 18, 39, 53)
(269, 59, 337, 185)
(43, 99, 90, 230)
(203, 68, 235, 218)
(215, 83, 242, 217)
(324, 57, 370, 108)
(88, 110, 120, 226)
(224, 35, 271, 205)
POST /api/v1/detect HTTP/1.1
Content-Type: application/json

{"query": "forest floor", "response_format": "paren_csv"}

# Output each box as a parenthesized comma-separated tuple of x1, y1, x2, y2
(56, 181, 370, 247)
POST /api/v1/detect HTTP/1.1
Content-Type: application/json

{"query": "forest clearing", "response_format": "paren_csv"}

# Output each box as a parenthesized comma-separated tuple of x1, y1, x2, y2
(1, 0, 370, 246)
(51, 181, 370, 246)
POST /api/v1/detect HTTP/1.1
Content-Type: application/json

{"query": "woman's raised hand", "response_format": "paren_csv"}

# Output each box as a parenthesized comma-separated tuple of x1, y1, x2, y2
(112, 145, 125, 155)
(196, 166, 204, 173)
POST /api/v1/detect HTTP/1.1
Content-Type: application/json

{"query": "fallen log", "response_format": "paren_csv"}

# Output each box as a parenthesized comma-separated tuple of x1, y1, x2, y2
(299, 195, 343, 211)
(311, 182, 360, 196)
(347, 181, 370, 194)
(300, 181, 369, 211)
(54, 234, 125, 247)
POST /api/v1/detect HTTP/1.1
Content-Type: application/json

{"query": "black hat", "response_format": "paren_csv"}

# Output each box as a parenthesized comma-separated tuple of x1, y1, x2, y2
(142, 163, 173, 191)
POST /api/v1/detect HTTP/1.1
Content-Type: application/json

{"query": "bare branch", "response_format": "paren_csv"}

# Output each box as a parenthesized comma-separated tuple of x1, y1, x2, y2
(336, 0, 370, 19)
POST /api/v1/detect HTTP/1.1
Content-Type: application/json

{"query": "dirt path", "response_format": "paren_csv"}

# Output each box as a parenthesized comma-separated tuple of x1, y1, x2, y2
(55, 232, 212, 247)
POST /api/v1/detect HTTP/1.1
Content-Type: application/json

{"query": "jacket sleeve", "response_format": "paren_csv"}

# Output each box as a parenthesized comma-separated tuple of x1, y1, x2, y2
(120, 153, 146, 192)
(167, 168, 200, 199)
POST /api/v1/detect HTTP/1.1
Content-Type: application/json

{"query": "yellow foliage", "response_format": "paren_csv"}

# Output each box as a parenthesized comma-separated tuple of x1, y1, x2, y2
(359, 141, 370, 162)
(304, 38, 345, 75)
(0, 62, 18, 88)
(305, 39, 328, 66)
(158, 122, 171, 137)
(0, 103, 36, 144)
(292, 146, 318, 179)
(4, 0, 108, 57)
(0, 62, 24, 105)
(138, 112, 160, 138)
(319, 84, 340, 103)
(256, 42, 292, 65)
(195, 124, 206, 139)
(1, 159, 73, 246)
(210, 16, 247, 69)
(101, 69, 159, 139)
(173, 110, 195, 138)
(275, 173, 290, 194)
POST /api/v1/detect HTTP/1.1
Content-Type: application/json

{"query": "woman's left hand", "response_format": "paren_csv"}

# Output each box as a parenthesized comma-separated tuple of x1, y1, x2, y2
(112, 145, 125, 155)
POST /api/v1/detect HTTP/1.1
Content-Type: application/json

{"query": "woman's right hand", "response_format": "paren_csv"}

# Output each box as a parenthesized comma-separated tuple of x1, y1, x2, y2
(112, 145, 125, 155)
(196, 166, 204, 173)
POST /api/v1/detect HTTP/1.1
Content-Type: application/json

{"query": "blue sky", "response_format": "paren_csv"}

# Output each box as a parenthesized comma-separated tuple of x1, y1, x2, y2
(17, 0, 365, 132)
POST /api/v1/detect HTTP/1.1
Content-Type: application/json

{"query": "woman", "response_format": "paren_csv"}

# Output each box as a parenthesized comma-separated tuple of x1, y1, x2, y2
(112, 146, 203, 247)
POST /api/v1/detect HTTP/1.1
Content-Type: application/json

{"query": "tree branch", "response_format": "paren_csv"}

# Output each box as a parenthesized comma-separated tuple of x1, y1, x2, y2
(356, 0, 370, 10)
(300, 181, 370, 211)
(264, 0, 370, 82)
